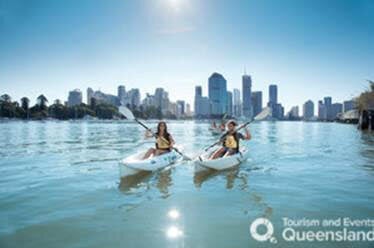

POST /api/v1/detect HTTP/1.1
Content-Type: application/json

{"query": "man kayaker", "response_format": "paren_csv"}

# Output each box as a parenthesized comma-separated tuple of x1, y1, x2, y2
(209, 120, 251, 159)
(143, 121, 175, 159)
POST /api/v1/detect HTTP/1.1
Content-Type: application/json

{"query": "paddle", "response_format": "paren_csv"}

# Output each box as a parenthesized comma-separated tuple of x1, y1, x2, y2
(203, 107, 271, 152)
(119, 106, 192, 160)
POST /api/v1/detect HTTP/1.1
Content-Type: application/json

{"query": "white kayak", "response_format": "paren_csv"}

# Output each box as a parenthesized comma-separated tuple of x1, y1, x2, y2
(195, 148, 250, 172)
(119, 150, 179, 177)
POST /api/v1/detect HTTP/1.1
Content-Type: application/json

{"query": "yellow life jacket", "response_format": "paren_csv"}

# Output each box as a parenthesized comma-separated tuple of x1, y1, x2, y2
(156, 136, 170, 149)
(224, 134, 239, 149)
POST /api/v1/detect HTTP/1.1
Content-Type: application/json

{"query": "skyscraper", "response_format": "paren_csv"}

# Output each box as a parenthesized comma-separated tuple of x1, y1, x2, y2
(242, 74, 252, 118)
(195, 86, 202, 98)
(118, 85, 126, 105)
(194, 86, 202, 116)
(208, 72, 227, 116)
(324, 96, 333, 120)
(233, 88, 241, 117)
(303, 100, 314, 120)
(176, 100, 185, 117)
(154, 88, 170, 114)
(251, 91, 262, 117)
(227, 91, 233, 116)
(128, 88, 141, 107)
(318, 100, 326, 120)
(87, 87, 94, 105)
(194, 85, 210, 118)
(68, 89, 82, 107)
(268, 84, 278, 106)
(267, 84, 281, 119)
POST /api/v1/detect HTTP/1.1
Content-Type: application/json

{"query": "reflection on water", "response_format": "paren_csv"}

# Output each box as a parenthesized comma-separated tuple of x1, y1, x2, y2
(166, 226, 183, 239)
(360, 132, 374, 172)
(193, 166, 240, 189)
(118, 168, 173, 198)
(118, 171, 153, 193)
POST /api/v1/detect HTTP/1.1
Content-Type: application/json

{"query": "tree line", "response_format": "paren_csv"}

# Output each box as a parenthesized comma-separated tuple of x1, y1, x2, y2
(0, 94, 178, 120)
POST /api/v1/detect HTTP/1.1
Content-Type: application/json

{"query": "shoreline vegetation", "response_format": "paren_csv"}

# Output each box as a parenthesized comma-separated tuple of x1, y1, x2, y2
(0, 95, 190, 121)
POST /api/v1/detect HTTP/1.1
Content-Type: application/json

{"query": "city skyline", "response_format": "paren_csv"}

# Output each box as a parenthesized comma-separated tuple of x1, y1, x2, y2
(3, 70, 354, 120)
(1, 0, 373, 111)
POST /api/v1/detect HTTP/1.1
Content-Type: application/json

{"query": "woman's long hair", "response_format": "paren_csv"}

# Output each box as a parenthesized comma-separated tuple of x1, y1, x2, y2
(156, 121, 170, 142)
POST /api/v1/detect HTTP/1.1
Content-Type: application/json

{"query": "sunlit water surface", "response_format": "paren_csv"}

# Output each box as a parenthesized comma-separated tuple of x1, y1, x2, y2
(0, 121, 373, 248)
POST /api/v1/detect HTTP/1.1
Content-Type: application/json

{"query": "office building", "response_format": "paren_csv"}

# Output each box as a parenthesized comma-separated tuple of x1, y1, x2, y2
(227, 91, 233, 116)
(303, 100, 314, 120)
(233, 88, 241, 117)
(242, 74, 252, 118)
(67, 89, 82, 107)
(209, 73, 227, 116)
(251, 91, 262, 117)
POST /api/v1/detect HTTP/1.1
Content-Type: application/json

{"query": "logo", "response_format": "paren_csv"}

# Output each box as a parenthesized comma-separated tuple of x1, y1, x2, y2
(250, 218, 277, 243)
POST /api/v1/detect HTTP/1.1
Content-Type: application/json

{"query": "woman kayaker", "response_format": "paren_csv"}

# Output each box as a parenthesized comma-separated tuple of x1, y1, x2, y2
(209, 120, 251, 159)
(143, 121, 175, 159)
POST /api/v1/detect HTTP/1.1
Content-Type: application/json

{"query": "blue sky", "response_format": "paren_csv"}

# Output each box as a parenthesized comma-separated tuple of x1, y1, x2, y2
(1, 0, 373, 111)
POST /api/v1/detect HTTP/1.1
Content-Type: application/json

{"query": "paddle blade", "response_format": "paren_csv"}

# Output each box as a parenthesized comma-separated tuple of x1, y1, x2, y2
(254, 107, 272, 121)
(119, 106, 135, 120)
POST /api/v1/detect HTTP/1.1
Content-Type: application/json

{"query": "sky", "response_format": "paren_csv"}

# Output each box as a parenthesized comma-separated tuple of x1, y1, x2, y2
(1, 0, 373, 111)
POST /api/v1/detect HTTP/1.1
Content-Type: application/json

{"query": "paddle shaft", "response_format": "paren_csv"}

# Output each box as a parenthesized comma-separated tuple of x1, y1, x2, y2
(204, 120, 252, 152)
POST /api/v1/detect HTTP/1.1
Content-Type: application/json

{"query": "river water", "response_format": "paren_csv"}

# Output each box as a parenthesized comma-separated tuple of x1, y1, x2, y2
(0, 121, 373, 248)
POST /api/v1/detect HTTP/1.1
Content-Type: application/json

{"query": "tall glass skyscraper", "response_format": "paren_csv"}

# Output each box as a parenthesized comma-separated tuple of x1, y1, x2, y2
(233, 88, 241, 117)
(303, 100, 314, 120)
(268, 84, 278, 106)
(242, 74, 252, 119)
(227, 91, 233, 116)
(208, 73, 227, 116)
(251, 91, 263, 117)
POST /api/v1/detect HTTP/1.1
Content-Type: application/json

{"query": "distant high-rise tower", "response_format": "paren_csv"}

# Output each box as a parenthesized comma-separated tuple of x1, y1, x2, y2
(251, 91, 263, 117)
(303, 100, 314, 120)
(87, 87, 94, 105)
(194, 85, 210, 118)
(267, 84, 281, 118)
(242, 74, 252, 119)
(195, 86, 202, 98)
(227, 91, 233, 116)
(324, 97, 333, 120)
(233, 88, 241, 117)
(128, 88, 141, 107)
(68, 89, 82, 107)
(268, 85, 278, 106)
(208, 72, 227, 116)
(194, 86, 202, 117)
(118, 85, 126, 105)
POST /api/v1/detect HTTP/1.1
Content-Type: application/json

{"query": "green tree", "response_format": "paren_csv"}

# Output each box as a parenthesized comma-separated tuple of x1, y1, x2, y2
(357, 80, 374, 112)
(0, 94, 12, 103)
(21, 97, 30, 119)
(95, 103, 120, 119)
(37, 94, 48, 111)
(49, 102, 69, 119)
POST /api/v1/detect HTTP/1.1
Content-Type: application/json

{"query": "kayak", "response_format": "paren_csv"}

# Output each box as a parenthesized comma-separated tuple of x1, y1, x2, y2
(119, 150, 179, 177)
(195, 147, 250, 172)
